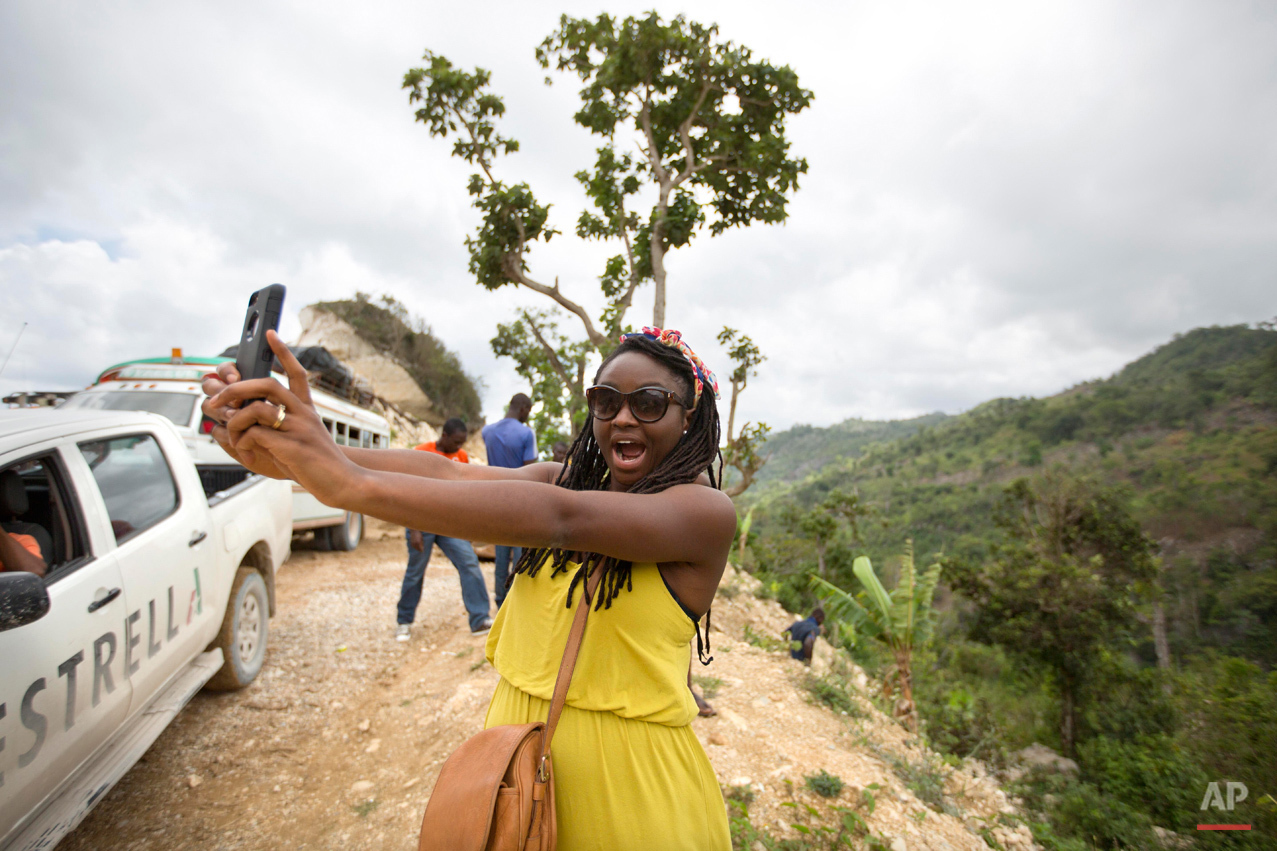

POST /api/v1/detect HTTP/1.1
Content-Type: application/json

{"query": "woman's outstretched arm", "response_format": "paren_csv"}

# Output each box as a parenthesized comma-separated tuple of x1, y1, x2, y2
(204, 335, 735, 569)
(343, 473, 736, 567)
(201, 332, 559, 485)
(341, 445, 560, 484)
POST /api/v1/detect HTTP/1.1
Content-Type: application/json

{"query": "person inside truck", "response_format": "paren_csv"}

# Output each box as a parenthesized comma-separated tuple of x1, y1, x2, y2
(203, 327, 737, 850)
(0, 469, 48, 576)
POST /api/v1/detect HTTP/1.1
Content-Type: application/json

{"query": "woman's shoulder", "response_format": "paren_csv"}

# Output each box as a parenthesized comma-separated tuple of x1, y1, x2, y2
(658, 483, 737, 532)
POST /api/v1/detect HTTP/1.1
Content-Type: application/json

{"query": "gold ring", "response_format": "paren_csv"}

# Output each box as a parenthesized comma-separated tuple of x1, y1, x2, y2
(271, 404, 287, 430)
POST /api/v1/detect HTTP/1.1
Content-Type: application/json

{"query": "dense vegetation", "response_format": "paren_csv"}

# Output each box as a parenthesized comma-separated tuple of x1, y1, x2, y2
(738, 324, 1277, 848)
(314, 293, 483, 424)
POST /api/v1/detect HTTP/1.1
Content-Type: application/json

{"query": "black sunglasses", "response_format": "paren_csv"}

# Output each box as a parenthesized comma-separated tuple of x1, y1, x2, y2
(586, 384, 686, 423)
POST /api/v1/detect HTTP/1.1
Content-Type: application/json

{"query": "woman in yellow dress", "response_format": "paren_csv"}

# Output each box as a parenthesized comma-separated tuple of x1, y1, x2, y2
(202, 326, 736, 850)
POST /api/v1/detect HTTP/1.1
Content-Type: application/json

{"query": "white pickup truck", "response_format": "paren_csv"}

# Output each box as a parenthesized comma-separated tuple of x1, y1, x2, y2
(0, 409, 293, 850)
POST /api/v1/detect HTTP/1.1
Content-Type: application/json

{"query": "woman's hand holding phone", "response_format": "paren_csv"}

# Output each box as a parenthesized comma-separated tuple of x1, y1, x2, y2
(201, 330, 360, 504)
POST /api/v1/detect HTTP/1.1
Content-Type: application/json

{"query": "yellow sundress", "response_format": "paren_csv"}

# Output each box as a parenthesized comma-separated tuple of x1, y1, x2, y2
(484, 560, 731, 851)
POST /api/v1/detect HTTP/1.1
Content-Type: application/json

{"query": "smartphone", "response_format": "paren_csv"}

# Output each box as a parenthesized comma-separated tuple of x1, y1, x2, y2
(234, 284, 287, 381)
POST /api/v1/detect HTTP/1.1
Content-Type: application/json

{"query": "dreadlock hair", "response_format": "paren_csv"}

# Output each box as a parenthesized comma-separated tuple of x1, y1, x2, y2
(510, 333, 723, 663)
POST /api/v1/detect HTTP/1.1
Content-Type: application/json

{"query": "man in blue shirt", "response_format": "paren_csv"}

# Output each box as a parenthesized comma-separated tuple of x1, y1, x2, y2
(784, 607, 825, 663)
(481, 393, 537, 606)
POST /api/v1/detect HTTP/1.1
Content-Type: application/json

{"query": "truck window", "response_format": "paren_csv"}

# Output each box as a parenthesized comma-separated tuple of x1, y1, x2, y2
(322, 417, 335, 439)
(349, 427, 362, 447)
(0, 453, 88, 576)
(335, 423, 347, 446)
(63, 390, 198, 428)
(79, 435, 180, 544)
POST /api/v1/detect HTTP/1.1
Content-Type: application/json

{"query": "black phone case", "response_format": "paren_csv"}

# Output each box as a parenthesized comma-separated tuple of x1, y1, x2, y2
(235, 284, 287, 381)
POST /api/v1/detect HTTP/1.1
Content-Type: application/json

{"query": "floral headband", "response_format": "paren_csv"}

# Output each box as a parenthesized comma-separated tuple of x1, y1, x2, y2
(618, 326, 720, 406)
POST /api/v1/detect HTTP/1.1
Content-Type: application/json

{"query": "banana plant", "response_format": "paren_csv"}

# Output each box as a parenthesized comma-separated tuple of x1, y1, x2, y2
(810, 540, 941, 732)
(737, 507, 754, 565)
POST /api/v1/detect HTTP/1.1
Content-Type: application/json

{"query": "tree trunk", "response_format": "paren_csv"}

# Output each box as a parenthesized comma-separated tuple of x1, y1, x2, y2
(817, 544, 826, 577)
(723, 470, 755, 499)
(726, 381, 740, 444)
(1059, 676, 1076, 758)
(652, 263, 666, 327)
(651, 190, 668, 327)
(895, 648, 917, 733)
(1152, 600, 1171, 670)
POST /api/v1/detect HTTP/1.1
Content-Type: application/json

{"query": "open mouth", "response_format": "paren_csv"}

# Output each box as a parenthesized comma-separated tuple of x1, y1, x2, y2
(612, 439, 648, 472)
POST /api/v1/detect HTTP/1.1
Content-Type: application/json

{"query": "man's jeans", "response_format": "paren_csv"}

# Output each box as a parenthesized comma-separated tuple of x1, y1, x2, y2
(493, 545, 522, 607)
(398, 530, 491, 631)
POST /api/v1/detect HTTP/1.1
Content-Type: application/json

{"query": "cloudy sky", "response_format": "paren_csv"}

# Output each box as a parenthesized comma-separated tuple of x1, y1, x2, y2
(2, 0, 1274, 431)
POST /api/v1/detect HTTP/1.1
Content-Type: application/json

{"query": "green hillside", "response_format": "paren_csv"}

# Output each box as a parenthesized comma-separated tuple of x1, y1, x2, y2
(740, 324, 1277, 848)
(748, 324, 1277, 660)
(746, 412, 950, 491)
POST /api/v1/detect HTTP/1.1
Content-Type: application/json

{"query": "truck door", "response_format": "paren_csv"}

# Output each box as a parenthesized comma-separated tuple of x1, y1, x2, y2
(0, 451, 131, 839)
(75, 431, 211, 718)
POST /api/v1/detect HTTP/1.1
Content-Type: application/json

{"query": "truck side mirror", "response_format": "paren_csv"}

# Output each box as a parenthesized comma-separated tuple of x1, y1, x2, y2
(0, 571, 51, 631)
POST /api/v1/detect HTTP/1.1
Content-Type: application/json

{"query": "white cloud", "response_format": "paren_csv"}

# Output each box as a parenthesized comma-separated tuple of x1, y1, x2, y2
(2, 0, 1274, 429)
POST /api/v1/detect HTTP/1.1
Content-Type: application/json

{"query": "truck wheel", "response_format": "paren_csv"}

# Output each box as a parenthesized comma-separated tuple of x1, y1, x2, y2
(206, 568, 269, 691)
(328, 511, 363, 551)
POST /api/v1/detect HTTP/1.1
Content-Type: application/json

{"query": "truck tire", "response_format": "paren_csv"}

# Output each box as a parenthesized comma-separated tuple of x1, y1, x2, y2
(206, 568, 269, 691)
(327, 511, 363, 551)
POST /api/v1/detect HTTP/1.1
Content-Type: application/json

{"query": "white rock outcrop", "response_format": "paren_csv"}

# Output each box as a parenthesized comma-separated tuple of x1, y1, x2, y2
(296, 305, 439, 425)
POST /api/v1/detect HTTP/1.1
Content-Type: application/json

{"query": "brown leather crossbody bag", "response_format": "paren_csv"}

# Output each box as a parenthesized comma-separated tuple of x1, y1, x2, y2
(417, 569, 600, 851)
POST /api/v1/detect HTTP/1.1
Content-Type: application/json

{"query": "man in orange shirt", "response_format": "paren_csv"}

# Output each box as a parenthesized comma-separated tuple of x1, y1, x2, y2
(1, 470, 47, 576)
(396, 418, 492, 640)
(0, 530, 46, 576)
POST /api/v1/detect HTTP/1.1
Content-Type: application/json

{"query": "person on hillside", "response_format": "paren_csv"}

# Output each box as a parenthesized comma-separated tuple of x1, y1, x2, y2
(552, 440, 569, 463)
(396, 418, 493, 639)
(784, 607, 825, 664)
(481, 393, 538, 607)
(202, 326, 735, 850)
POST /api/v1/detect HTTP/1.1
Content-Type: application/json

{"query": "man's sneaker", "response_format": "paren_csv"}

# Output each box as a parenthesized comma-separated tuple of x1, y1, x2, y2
(395, 624, 411, 642)
(470, 617, 493, 636)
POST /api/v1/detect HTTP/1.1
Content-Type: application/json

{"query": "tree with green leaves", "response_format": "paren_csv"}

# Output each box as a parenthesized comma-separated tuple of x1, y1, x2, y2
(403, 13, 812, 441)
(790, 488, 869, 577)
(946, 471, 1158, 757)
(811, 541, 942, 732)
(489, 308, 591, 449)
(718, 326, 770, 497)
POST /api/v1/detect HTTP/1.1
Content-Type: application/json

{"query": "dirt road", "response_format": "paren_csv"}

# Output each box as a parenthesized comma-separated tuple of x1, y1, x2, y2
(62, 521, 1016, 851)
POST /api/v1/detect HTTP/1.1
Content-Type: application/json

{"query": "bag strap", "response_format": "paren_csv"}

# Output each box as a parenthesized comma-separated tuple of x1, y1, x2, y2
(538, 567, 602, 775)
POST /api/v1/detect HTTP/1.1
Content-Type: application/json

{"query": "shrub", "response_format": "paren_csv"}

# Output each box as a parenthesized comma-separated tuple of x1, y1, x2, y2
(804, 769, 845, 798)
(802, 673, 861, 716)
(693, 675, 724, 699)
(744, 623, 788, 653)
(1077, 734, 1206, 832)
(877, 749, 953, 815)
(1028, 774, 1152, 850)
